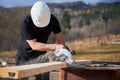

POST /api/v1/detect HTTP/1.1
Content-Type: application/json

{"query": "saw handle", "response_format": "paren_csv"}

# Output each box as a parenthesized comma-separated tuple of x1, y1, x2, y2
(63, 46, 76, 55)
(70, 50, 76, 55)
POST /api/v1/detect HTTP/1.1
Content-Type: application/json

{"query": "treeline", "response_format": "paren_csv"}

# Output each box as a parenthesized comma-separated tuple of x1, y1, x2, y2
(60, 2, 120, 41)
(0, 1, 120, 51)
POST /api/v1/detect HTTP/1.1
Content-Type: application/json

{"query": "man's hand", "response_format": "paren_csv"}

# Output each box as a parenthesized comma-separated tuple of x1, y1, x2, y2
(52, 44, 64, 51)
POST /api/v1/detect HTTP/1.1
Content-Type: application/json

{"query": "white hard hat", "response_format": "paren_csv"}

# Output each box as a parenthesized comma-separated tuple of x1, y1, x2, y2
(30, 1, 51, 28)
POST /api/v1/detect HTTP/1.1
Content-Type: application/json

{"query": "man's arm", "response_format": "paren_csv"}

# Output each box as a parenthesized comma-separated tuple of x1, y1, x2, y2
(26, 39, 64, 51)
(54, 32, 65, 45)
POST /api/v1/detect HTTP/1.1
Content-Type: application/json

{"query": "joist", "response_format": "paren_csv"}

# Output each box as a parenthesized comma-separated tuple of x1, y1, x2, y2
(0, 62, 68, 79)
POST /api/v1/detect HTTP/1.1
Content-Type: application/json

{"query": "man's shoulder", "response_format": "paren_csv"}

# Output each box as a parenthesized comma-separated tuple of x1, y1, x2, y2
(51, 14, 57, 20)
(21, 14, 34, 29)
(50, 14, 59, 25)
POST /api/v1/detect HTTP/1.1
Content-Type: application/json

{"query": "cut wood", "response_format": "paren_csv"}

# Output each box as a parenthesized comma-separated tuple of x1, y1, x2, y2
(0, 62, 67, 79)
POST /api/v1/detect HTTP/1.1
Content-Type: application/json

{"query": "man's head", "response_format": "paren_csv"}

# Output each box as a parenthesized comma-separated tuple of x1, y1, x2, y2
(30, 1, 51, 28)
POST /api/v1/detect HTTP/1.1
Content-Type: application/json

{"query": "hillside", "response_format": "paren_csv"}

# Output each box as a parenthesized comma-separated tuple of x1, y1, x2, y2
(48, 1, 88, 10)
(0, 1, 120, 51)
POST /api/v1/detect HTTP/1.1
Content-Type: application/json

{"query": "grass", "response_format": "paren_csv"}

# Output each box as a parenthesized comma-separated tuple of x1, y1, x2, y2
(0, 35, 120, 63)
(66, 35, 120, 62)
(73, 53, 120, 62)
(0, 50, 16, 57)
(87, 44, 120, 51)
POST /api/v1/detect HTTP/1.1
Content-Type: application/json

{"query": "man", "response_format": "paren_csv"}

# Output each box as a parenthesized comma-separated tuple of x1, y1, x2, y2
(16, 1, 65, 80)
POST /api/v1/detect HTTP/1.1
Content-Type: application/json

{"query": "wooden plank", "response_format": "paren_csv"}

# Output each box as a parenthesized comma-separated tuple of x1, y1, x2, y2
(0, 62, 68, 79)
(75, 60, 92, 65)
(0, 60, 92, 79)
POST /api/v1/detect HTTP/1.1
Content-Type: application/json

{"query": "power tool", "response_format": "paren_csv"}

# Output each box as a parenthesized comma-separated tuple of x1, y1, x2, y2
(53, 48, 90, 68)
(53, 47, 76, 65)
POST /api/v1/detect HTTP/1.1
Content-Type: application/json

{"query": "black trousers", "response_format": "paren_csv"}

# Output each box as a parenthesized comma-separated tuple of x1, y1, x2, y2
(15, 53, 49, 80)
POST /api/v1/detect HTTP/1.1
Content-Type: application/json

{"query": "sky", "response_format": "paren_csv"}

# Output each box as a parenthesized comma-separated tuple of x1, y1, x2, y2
(0, 0, 120, 8)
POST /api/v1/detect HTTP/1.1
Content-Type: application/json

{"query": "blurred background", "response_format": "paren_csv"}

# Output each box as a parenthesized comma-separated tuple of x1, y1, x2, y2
(0, 0, 120, 65)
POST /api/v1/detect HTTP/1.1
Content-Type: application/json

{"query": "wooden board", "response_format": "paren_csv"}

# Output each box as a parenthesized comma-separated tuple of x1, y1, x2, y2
(0, 62, 67, 79)
(0, 60, 92, 79)
(75, 60, 92, 65)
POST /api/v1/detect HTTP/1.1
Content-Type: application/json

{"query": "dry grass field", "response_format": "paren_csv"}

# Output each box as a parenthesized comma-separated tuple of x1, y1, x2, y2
(73, 53, 120, 62)
(67, 34, 120, 62)
(0, 34, 120, 64)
